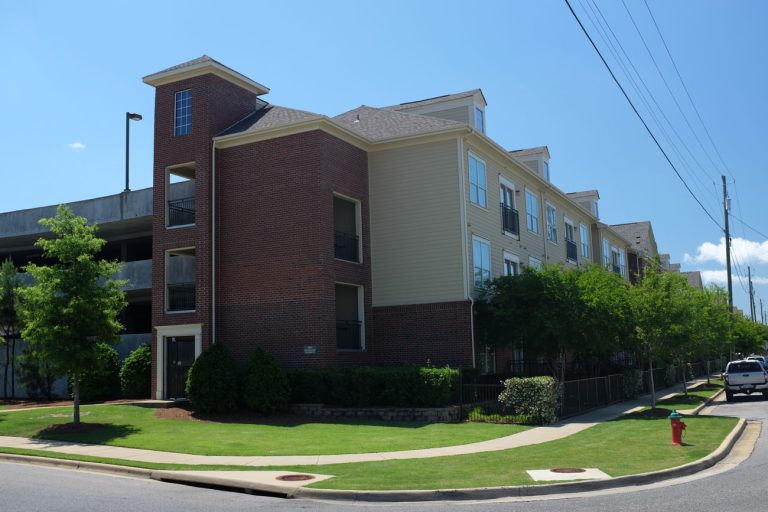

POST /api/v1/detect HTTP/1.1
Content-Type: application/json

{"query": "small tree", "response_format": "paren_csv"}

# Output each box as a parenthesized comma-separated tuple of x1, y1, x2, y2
(0, 258, 22, 398)
(19, 205, 126, 424)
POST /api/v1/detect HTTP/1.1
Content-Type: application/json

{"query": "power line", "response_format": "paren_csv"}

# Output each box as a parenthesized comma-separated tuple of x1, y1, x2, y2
(730, 213, 768, 241)
(642, 0, 735, 179)
(564, 0, 723, 230)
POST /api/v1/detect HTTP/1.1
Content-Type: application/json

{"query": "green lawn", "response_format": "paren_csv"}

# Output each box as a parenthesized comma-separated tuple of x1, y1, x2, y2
(654, 381, 723, 410)
(275, 414, 738, 490)
(0, 405, 529, 456)
(0, 413, 737, 491)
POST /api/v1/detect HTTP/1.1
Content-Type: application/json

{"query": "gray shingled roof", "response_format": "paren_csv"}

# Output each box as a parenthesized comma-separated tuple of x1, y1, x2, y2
(610, 221, 656, 254)
(385, 89, 484, 111)
(334, 105, 466, 141)
(218, 105, 322, 137)
(153, 55, 215, 74)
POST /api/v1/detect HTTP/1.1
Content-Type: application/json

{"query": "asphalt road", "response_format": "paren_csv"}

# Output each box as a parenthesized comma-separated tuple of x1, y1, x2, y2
(2, 395, 766, 512)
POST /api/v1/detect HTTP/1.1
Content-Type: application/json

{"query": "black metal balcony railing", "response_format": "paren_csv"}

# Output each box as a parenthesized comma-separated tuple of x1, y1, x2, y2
(612, 264, 621, 275)
(167, 282, 195, 311)
(500, 204, 520, 236)
(336, 320, 362, 350)
(566, 240, 578, 262)
(334, 230, 359, 262)
(168, 197, 195, 227)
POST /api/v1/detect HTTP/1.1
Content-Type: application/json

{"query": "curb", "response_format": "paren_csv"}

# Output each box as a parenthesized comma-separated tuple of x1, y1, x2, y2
(0, 452, 153, 479)
(691, 388, 724, 416)
(291, 417, 747, 502)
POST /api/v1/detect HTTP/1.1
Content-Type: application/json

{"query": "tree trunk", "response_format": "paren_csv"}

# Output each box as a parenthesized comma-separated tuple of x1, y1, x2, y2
(10, 338, 15, 397)
(649, 357, 656, 409)
(681, 360, 688, 396)
(706, 359, 711, 385)
(3, 341, 8, 398)
(73, 376, 81, 426)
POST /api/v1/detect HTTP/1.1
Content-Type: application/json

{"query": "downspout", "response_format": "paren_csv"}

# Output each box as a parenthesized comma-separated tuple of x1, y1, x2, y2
(457, 134, 475, 368)
(540, 191, 548, 262)
(211, 140, 217, 344)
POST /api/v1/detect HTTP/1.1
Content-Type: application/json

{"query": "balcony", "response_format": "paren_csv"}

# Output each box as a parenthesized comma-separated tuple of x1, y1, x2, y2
(167, 282, 195, 312)
(612, 264, 621, 275)
(500, 204, 520, 236)
(566, 240, 578, 262)
(334, 231, 359, 262)
(336, 320, 362, 350)
(168, 197, 195, 227)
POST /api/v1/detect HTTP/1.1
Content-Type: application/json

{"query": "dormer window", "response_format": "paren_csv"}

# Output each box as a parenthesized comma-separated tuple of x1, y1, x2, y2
(475, 107, 485, 134)
(174, 89, 192, 136)
(543, 161, 550, 181)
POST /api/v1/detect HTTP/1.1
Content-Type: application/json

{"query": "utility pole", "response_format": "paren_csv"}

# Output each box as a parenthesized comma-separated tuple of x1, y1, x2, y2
(722, 176, 734, 314)
(748, 266, 756, 321)
(760, 298, 765, 325)
(723, 176, 734, 360)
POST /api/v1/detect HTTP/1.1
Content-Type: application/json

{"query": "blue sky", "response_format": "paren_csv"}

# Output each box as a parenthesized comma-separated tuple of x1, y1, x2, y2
(1, 0, 766, 316)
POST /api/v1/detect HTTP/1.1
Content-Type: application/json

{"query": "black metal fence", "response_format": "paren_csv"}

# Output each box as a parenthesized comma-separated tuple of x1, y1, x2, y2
(168, 197, 195, 226)
(167, 282, 195, 311)
(460, 359, 723, 424)
(500, 204, 520, 236)
(334, 231, 359, 262)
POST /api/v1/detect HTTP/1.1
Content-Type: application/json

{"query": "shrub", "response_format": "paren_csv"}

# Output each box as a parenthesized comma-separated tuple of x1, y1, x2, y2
(498, 376, 560, 424)
(241, 348, 290, 414)
(17, 352, 58, 400)
(664, 364, 678, 387)
(288, 366, 458, 407)
(185, 342, 238, 413)
(69, 342, 120, 401)
(120, 344, 151, 398)
(622, 369, 642, 399)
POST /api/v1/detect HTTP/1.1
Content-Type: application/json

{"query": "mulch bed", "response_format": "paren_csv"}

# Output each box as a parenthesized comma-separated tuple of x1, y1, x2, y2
(623, 407, 675, 419)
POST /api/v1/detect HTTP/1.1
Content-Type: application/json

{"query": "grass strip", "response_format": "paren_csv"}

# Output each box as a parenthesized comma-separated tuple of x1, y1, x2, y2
(0, 415, 737, 491)
(0, 405, 529, 456)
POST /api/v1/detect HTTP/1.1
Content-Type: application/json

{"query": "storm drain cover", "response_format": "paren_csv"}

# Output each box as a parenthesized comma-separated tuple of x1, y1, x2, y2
(550, 467, 586, 473)
(276, 474, 315, 482)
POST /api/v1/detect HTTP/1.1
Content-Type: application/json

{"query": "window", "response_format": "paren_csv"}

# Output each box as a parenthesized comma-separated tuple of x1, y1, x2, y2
(529, 256, 542, 269)
(611, 248, 621, 274)
(546, 203, 557, 243)
(472, 236, 491, 288)
(333, 194, 361, 262)
(336, 284, 364, 350)
(602, 238, 610, 267)
(503, 251, 519, 277)
(174, 89, 192, 136)
(469, 154, 487, 207)
(500, 179, 519, 236)
(525, 189, 539, 233)
(580, 224, 590, 259)
(166, 248, 195, 312)
(565, 219, 577, 262)
(619, 248, 627, 278)
(543, 161, 550, 181)
(475, 107, 485, 134)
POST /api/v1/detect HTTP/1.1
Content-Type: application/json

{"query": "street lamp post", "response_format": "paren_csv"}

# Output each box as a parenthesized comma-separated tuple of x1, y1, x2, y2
(125, 112, 143, 192)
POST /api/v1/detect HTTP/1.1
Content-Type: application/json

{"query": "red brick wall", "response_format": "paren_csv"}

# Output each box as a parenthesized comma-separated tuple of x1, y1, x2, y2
(371, 301, 474, 367)
(150, 73, 258, 394)
(215, 130, 372, 368)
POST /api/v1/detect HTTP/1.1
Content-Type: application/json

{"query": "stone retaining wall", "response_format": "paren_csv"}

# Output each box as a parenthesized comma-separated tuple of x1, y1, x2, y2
(289, 403, 462, 423)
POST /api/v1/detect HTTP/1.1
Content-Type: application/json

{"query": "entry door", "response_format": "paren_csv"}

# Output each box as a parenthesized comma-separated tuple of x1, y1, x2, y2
(166, 336, 195, 399)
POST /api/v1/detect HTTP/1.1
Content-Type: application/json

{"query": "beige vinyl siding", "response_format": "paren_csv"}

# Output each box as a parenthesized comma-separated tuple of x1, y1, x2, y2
(368, 139, 465, 306)
(422, 106, 471, 124)
(541, 195, 594, 268)
(464, 143, 548, 297)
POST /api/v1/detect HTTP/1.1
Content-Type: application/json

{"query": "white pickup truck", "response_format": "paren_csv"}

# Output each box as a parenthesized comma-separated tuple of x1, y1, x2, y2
(724, 360, 768, 401)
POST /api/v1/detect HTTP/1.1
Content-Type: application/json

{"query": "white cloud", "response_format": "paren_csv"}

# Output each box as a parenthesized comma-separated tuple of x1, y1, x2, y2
(68, 141, 86, 151)
(684, 237, 768, 266)
(700, 269, 768, 287)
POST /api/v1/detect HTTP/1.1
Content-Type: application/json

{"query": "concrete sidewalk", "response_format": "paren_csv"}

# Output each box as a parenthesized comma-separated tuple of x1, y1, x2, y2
(0, 377, 715, 467)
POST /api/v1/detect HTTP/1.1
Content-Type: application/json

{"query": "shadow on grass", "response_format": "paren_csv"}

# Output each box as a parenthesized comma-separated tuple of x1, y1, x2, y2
(658, 395, 708, 407)
(33, 423, 140, 444)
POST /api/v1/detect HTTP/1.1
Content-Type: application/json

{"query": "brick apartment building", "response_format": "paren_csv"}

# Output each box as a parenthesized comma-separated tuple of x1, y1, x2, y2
(0, 56, 684, 399)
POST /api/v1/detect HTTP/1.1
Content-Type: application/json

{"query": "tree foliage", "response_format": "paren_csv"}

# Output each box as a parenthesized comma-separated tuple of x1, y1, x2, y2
(18, 205, 126, 423)
(1, 258, 22, 398)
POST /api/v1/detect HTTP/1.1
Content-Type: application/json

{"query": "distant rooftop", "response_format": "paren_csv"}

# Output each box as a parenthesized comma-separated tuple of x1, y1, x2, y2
(218, 104, 322, 137)
(385, 89, 486, 111)
(334, 105, 466, 141)
(509, 146, 551, 159)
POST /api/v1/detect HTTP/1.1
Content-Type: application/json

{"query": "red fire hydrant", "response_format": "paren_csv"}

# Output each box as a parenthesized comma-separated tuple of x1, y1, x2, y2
(669, 410, 687, 445)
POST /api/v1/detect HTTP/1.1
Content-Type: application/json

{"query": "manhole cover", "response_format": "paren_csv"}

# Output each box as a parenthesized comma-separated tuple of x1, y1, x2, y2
(550, 468, 586, 473)
(276, 474, 315, 482)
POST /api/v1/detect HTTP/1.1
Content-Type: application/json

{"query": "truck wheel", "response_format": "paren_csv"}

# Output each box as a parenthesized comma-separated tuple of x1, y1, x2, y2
(726, 391, 734, 402)
(763, 392, 768, 400)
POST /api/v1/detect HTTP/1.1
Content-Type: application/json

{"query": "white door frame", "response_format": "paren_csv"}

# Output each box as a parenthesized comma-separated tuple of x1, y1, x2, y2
(155, 323, 202, 399)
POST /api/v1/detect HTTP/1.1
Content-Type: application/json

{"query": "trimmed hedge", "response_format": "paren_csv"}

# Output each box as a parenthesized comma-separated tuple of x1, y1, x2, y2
(68, 342, 121, 401)
(185, 342, 238, 413)
(289, 366, 458, 407)
(241, 348, 290, 413)
(498, 376, 560, 424)
(120, 344, 152, 398)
